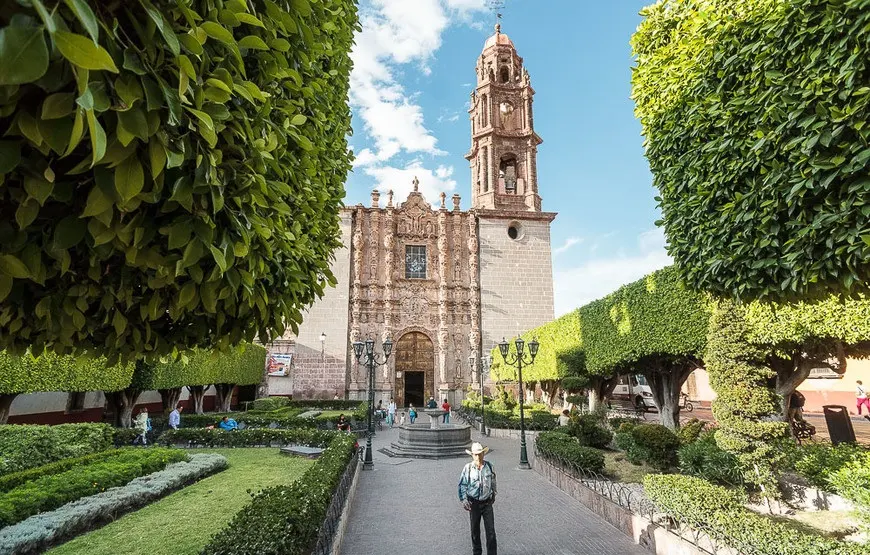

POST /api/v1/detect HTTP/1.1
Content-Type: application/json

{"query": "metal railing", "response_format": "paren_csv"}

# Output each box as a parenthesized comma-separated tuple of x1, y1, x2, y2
(311, 446, 360, 555)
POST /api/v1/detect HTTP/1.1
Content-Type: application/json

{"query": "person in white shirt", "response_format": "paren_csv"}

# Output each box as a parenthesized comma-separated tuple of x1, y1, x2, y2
(387, 398, 397, 428)
(168, 405, 183, 430)
(857, 381, 870, 421)
(558, 409, 571, 427)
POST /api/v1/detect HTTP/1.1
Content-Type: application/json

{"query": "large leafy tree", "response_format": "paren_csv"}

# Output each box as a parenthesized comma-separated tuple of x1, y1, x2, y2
(0, 0, 357, 360)
(632, 0, 870, 301)
(580, 267, 710, 429)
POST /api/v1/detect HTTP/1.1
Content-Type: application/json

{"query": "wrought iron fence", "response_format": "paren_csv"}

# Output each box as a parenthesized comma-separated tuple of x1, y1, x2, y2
(311, 446, 360, 555)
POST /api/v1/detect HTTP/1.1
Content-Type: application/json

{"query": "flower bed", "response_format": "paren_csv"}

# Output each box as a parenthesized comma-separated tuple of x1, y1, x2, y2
(0, 423, 114, 475)
(0, 448, 186, 527)
(157, 428, 337, 448)
(0, 454, 227, 555)
(201, 433, 356, 554)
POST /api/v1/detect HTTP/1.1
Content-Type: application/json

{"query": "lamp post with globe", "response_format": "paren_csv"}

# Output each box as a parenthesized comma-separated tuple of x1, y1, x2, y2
(497, 336, 539, 470)
(353, 336, 393, 470)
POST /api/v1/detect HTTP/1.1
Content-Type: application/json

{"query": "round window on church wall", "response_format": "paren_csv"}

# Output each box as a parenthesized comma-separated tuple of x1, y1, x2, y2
(507, 222, 522, 240)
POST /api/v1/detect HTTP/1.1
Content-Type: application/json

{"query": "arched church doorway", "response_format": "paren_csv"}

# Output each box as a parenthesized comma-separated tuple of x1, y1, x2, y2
(394, 332, 435, 408)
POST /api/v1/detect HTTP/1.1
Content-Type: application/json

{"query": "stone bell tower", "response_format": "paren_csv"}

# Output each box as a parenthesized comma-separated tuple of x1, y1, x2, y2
(466, 23, 542, 213)
(468, 24, 556, 360)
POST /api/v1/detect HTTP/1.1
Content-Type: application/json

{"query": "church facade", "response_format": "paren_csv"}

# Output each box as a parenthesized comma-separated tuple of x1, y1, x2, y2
(267, 26, 556, 407)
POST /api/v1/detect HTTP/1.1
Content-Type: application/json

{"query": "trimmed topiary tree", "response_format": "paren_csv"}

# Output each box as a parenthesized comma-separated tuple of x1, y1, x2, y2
(0, 351, 133, 423)
(0, 0, 358, 361)
(580, 267, 710, 429)
(706, 299, 789, 497)
(632, 0, 870, 302)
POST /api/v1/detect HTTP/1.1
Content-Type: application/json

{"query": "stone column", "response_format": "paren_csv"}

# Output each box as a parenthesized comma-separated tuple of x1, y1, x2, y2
(350, 207, 363, 392)
(384, 200, 395, 379)
(437, 199, 449, 397)
(468, 215, 481, 385)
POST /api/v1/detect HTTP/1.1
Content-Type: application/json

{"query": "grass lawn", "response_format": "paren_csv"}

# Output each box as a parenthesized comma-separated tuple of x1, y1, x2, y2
(603, 450, 657, 483)
(48, 449, 312, 555)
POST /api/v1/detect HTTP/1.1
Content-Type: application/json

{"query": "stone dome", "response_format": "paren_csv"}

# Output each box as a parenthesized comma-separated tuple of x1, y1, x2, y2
(483, 24, 514, 49)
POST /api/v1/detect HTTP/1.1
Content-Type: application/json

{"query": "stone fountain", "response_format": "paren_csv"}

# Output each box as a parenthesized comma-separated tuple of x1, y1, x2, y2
(379, 408, 471, 459)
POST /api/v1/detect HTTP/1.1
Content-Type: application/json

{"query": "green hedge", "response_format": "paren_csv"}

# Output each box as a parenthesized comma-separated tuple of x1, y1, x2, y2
(829, 451, 870, 534)
(644, 474, 868, 555)
(678, 431, 743, 487)
(0, 448, 138, 493)
(490, 309, 585, 382)
(459, 402, 557, 431)
(0, 350, 133, 395)
(0, 0, 358, 360)
(614, 423, 680, 471)
(790, 441, 868, 491)
(565, 415, 613, 449)
(0, 447, 186, 526)
(0, 423, 114, 475)
(136, 344, 267, 390)
(158, 427, 337, 448)
(535, 431, 605, 473)
(201, 433, 356, 554)
(250, 396, 290, 412)
(632, 0, 870, 301)
(579, 267, 708, 374)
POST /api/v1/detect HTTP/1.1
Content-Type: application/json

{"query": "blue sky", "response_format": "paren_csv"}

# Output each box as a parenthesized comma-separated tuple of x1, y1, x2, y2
(345, 0, 671, 316)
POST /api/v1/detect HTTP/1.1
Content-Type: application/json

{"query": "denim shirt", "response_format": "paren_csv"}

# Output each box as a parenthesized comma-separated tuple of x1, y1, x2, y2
(458, 460, 497, 502)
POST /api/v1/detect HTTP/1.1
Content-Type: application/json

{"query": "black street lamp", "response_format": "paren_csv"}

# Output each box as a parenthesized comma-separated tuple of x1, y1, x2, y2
(497, 336, 539, 470)
(353, 335, 393, 470)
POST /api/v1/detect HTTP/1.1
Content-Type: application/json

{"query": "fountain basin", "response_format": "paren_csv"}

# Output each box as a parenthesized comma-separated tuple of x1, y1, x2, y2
(380, 418, 472, 459)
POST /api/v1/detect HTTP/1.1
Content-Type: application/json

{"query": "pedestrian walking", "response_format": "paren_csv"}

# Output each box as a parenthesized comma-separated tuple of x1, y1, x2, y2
(388, 397, 397, 428)
(458, 442, 497, 555)
(409, 404, 417, 424)
(442, 398, 451, 423)
(133, 408, 150, 445)
(857, 381, 870, 420)
(168, 404, 183, 430)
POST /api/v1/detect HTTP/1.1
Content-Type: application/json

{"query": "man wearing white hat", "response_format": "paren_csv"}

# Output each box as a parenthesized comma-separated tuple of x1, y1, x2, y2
(458, 442, 497, 555)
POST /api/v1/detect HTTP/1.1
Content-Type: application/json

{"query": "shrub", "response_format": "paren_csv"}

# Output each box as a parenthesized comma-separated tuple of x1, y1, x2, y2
(201, 434, 355, 554)
(0, 454, 226, 554)
(791, 441, 867, 491)
(288, 400, 365, 412)
(828, 450, 870, 534)
(0, 448, 186, 526)
(0, 0, 358, 360)
(678, 431, 743, 487)
(608, 416, 640, 431)
(535, 431, 606, 473)
(644, 474, 865, 555)
(112, 428, 139, 447)
(158, 427, 336, 448)
(0, 448, 139, 493)
(615, 423, 680, 471)
(251, 397, 290, 412)
(0, 423, 114, 475)
(677, 418, 707, 445)
(567, 414, 613, 449)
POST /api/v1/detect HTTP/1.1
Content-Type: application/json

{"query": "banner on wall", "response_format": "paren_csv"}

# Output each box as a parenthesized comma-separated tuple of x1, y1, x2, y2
(267, 353, 293, 377)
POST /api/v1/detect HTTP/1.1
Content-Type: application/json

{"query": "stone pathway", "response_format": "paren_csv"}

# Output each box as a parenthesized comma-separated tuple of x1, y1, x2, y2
(341, 425, 647, 555)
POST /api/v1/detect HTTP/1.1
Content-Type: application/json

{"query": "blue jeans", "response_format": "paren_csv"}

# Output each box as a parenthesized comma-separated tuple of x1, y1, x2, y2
(443, 413, 450, 423)
(387, 413, 395, 427)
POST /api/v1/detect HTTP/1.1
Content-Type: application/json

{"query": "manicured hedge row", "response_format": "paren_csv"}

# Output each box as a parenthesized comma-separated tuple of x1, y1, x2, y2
(0, 423, 114, 475)
(0, 448, 138, 493)
(158, 428, 337, 448)
(644, 474, 868, 555)
(459, 403, 557, 431)
(535, 431, 605, 473)
(0, 454, 227, 555)
(0, 448, 186, 526)
(153, 413, 318, 431)
(201, 433, 356, 555)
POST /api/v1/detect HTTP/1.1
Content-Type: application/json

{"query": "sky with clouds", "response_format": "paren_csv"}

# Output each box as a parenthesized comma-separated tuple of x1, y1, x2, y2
(345, 0, 671, 316)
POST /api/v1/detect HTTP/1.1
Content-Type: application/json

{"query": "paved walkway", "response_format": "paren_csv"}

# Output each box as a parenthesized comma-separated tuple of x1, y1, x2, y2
(341, 424, 647, 555)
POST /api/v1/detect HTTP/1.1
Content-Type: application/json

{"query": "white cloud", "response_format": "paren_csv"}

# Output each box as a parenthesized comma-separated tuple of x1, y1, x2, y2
(553, 228, 672, 316)
(364, 160, 458, 208)
(553, 236, 584, 257)
(350, 0, 487, 167)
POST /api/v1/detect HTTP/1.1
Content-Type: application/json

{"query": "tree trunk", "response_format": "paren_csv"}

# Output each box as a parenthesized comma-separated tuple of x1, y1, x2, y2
(187, 385, 208, 414)
(106, 388, 142, 428)
(159, 388, 182, 414)
(540, 380, 561, 408)
(0, 393, 18, 424)
(213, 383, 235, 413)
(771, 342, 845, 423)
(644, 363, 696, 430)
(587, 376, 618, 413)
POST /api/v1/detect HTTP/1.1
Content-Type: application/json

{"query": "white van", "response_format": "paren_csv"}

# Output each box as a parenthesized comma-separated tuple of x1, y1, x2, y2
(612, 374, 655, 410)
